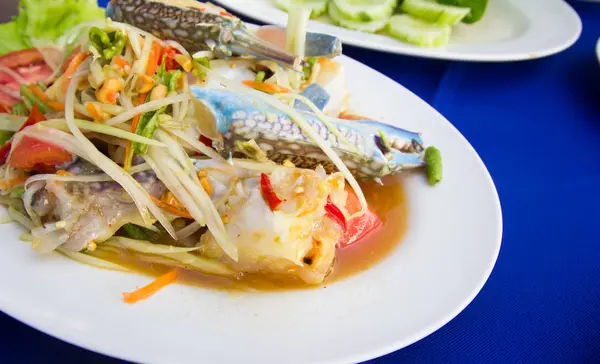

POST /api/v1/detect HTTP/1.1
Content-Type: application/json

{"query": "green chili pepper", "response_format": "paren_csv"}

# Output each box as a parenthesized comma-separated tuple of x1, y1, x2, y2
(424, 146, 442, 186)
(10, 186, 25, 198)
(89, 26, 111, 55)
(89, 27, 127, 60)
(122, 223, 161, 242)
(255, 71, 266, 83)
(20, 84, 47, 113)
(110, 31, 127, 59)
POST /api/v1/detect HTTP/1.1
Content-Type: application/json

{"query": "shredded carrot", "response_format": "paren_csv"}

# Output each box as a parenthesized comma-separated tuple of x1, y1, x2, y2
(29, 84, 65, 112)
(61, 52, 90, 97)
(123, 93, 148, 170)
(160, 191, 183, 208)
(112, 56, 130, 69)
(56, 170, 73, 176)
(0, 177, 27, 190)
(122, 269, 178, 304)
(150, 196, 193, 219)
(339, 112, 369, 121)
(242, 80, 291, 94)
(145, 41, 163, 76)
(85, 102, 103, 122)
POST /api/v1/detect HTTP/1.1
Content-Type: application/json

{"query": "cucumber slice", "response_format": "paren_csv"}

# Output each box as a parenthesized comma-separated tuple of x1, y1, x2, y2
(437, 0, 488, 24)
(332, 0, 397, 22)
(387, 14, 451, 47)
(328, 1, 389, 32)
(400, 0, 470, 26)
(275, 0, 329, 18)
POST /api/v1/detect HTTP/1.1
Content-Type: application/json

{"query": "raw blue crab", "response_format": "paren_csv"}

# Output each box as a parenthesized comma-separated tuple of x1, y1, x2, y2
(191, 86, 426, 179)
(106, 0, 342, 65)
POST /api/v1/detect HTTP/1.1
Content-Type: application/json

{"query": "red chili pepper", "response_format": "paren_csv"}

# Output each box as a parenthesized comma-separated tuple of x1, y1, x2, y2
(260, 173, 283, 211)
(0, 104, 46, 165)
(325, 196, 347, 231)
(162, 46, 181, 71)
(199, 135, 213, 148)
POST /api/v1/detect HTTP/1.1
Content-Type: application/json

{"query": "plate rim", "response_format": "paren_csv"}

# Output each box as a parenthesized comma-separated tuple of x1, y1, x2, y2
(215, 0, 582, 62)
(0, 54, 503, 363)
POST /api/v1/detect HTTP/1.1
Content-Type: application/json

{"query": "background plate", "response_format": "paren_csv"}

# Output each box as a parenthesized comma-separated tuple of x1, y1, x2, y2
(0, 55, 502, 363)
(216, 0, 581, 61)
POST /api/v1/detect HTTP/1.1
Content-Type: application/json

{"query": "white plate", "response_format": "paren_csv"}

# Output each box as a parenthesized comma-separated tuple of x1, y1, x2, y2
(0, 55, 502, 363)
(217, 0, 581, 61)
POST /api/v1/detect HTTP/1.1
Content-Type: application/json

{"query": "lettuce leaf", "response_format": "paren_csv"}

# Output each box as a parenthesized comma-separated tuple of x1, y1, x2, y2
(0, 0, 105, 55)
(0, 22, 28, 55)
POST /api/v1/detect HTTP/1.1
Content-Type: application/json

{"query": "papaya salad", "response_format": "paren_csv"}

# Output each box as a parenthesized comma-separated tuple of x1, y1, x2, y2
(0, 0, 442, 302)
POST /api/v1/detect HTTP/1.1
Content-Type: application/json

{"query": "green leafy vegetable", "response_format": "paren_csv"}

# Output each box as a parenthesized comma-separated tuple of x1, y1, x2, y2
(16, 0, 105, 48)
(133, 106, 168, 154)
(122, 223, 162, 242)
(424, 146, 442, 186)
(436, 0, 488, 24)
(0, 22, 28, 55)
(0, 0, 105, 56)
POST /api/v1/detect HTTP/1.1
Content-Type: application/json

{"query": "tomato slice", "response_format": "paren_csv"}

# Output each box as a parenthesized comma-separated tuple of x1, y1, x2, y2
(8, 136, 72, 172)
(0, 104, 47, 165)
(338, 186, 383, 248)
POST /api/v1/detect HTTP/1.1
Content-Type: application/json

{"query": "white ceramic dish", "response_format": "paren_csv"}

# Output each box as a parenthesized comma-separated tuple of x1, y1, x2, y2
(0, 55, 502, 363)
(216, 0, 581, 62)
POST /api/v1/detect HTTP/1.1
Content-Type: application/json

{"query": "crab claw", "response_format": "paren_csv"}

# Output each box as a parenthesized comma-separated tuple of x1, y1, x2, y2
(107, 0, 341, 67)
(190, 86, 425, 179)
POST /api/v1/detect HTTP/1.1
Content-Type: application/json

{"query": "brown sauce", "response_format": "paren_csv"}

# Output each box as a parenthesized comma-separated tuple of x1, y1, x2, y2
(96, 176, 408, 292)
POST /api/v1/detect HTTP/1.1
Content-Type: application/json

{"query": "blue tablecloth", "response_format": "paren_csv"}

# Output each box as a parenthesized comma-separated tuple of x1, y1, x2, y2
(3, 1, 600, 363)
